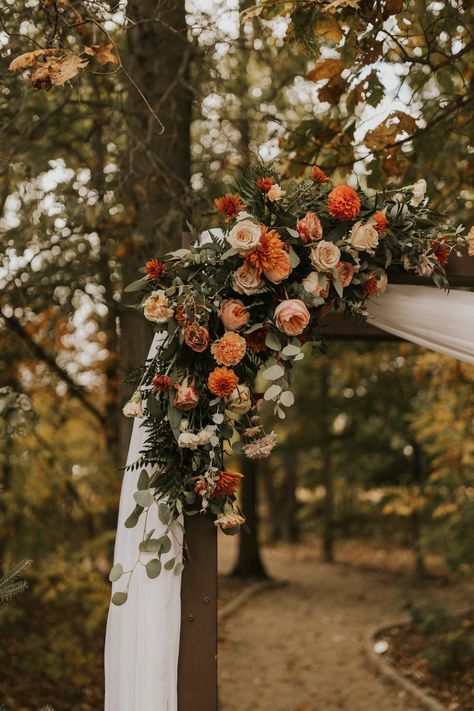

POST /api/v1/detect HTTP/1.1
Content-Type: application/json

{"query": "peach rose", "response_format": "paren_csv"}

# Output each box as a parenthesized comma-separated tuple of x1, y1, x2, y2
(226, 385, 252, 415)
(302, 271, 330, 298)
(211, 332, 246, 367)
(264, 249, 291, 284)
(143, 290, 173, 323)
(122, 390, 143, 418)
(267, 183, 285, 202)
(350, 221, 379, 254)
(219, 300, 249, 331)
(174, 381, 199, 411)
(227, 219, 261, 252)
(274, 299, 310, 336)
(310, 240, 341, 272)
(468, 226, 474, 257)
(232, 264, 265, 295)
(297, 211, 323, 243)
(335, 261, 355, 287)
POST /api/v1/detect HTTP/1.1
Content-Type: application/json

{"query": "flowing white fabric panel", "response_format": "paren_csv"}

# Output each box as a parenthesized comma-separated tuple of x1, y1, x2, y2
(105, 334, 183, 711)
(367, 284, 474, 365)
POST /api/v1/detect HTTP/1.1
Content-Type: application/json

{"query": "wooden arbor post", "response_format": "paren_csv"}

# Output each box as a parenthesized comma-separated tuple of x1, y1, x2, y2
(176, 250, 474, 710)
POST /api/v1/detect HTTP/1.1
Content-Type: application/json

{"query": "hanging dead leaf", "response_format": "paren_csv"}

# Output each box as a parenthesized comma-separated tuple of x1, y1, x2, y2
(8, 48, 57, 72)
(29, 62, 54, 91)
(314, 13, 344, 43)
(84, 44, 119, 66)
(318, 76, 346, 105)
(364, 111, 418, 151)
(307, 58, 344, 82)
(325, 0, 360, 12)
(28, 54, 88, 91)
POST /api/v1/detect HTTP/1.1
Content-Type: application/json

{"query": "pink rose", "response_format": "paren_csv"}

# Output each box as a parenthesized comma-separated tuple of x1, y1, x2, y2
(274, 299, 310, 336)
(335, 261, 355, 287)
(220, 299, 250, 331)
(297, 211, 323, 243)
(174, 381, 199, 411)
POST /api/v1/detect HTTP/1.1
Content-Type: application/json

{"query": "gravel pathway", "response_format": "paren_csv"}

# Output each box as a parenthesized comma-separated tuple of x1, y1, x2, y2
(218, 538, 473, 711)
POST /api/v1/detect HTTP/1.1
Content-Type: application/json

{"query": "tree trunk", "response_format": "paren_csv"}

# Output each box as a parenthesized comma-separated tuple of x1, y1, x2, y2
(232, 457, 268, 579)
(320, 361, 335, 563)
(119, 0, 192, 466)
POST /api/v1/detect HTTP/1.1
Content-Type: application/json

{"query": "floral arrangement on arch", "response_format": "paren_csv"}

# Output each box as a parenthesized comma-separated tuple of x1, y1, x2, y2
(112, 164, 472, 600)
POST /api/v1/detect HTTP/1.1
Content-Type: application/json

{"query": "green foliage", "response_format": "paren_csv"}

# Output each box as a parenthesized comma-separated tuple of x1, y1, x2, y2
(0, 559, 31, 606)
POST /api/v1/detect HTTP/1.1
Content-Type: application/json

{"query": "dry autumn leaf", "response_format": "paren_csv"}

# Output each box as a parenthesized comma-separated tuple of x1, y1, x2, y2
(307, 58, 344, 82)
(84, 44, 119, 66)
(8, 48, 57, 72)
(314, 13, 344, 43)
(364, 111, 418, 151)
(29, 54, 88, 91)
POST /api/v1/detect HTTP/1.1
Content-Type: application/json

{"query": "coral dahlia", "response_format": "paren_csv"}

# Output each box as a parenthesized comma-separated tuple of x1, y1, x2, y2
(328, 185, 361, 221)
(207, 367, 239, 397)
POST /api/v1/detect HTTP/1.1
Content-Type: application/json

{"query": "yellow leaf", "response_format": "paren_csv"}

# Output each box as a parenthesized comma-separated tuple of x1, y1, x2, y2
(314, 13, 344, 43)
(307, 58, 344, 82)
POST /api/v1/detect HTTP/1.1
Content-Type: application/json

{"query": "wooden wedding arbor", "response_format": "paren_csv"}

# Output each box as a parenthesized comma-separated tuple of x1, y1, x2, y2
(177, 249, 474, 710)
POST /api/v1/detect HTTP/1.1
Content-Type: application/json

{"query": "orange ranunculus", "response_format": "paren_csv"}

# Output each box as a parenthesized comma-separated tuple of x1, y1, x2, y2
(211, 331, 246, 366)
(328, 185, 361, 221)
(311, 166, 329, 183)
(207, 367, 239, 397)
(256, 177, 273, 193)
(371, 211, 388, 234)
(195, 470, 243, 499)
(244, 226, 285, 278)
(214, 193, 244, 222)
(145, 259, 166, 279)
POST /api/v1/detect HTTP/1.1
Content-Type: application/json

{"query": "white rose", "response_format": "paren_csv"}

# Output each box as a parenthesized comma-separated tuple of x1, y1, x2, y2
(410, 179, 427, 207)
(267, 184, 285, 202)
(196, 426, 215, 446)
(226, 385, 252, 415)
(122, 391, 143, 418)
(310, 240, 341, 272)
(302, 271, 329, 297)
(232, 264, 265, 295)
(227, 219, 262, 252)
(143, 290, 174, 323)
(350, 221, 379, 253)
(178, 432, 200, 449)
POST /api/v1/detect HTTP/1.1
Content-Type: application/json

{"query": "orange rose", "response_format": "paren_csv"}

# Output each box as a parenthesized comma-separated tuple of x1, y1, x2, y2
(264, 249, 291, 284)
(219, 300, 250, 331)
(211, 332, 246, 366)
(274, 299, 310, 336)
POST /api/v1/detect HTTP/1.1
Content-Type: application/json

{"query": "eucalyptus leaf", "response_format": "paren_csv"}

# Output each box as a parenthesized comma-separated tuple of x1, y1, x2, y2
(212, 412, 224, 425)
(262, 364, 285, 380)
(109, 563, 123, 582)
(264, 331, 282, 351)
(125, 504, 144, 528)
(174, 562, 184, 576)
(164, 557, 176, 571)
(279, 391, 295, 407)
(133, 490, 154, 508)
(111, 591, 128, 606)
(157, 534, 172, 554)
(141, 538, 161, 553)
(264, 384, 282, 401)
(158, 503, 171, 524)
(124, 276, 148, 293)
(146, 559, 162, 579)
(137, 469, 150, 491)
(281, 344, 300, 357)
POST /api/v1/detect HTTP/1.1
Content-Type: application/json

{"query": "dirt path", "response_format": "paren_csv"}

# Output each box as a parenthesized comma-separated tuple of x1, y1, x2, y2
(218, 537, 473, 711)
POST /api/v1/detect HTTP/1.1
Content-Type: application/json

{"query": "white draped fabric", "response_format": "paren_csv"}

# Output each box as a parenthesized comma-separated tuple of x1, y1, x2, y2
(105, 334, 183, 711)
(105, 281, 474, 711)
(367, 284, 474, 365)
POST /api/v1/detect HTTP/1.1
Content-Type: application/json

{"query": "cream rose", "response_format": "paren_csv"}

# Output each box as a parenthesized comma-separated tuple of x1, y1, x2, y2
(468, 226, 474, 257)
(226, 385, 252, 415)
(232, 264, 265, 295)
(143, 290, 174, 323)
(410, 179, 427, 207)
(267, 183, 285, 202)
(178, 432, 200, 449)
(274, 299, 310, 336)
(375, 270, 388, 294)
(310, 240, 341, 272)
(350, 221, 379, 254)
(227, 219, 261, 252)
(219, 299, 250, 331)
(122, 391, 143, 418)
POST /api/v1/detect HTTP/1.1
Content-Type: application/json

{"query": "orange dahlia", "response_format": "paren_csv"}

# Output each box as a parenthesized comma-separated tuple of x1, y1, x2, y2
(214, 193, 244, 222)
(207, 367, 239, 397)
(244, 226, 285, 277)
(256, 177, 274, 193)
(211, 332, 246, 367)
(311, 166, 329, 183)
(372, 211, 388, 234)
(145, 259, 166, 279)
(152, 374, 173, 392)
(328, 185, 361, 221)
(195, 470, 243, 499)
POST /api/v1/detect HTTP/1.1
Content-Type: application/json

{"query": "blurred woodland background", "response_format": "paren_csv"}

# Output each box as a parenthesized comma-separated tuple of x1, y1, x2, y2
(0, 1, 473, 709)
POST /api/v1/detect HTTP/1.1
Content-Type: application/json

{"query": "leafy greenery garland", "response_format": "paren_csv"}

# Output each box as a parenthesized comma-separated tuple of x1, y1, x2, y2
(110, 164, 469, 604)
